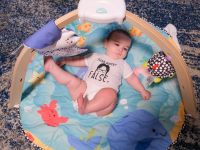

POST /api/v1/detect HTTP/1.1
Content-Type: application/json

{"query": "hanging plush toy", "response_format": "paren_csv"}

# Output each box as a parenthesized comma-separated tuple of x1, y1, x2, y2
(143, 51, 176, 85)
(11, 20, 88, 57)
(36, 28, 88, 56)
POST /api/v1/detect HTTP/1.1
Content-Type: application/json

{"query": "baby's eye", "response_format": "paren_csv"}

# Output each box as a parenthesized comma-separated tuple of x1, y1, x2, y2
(124, 48, 128, 51)
(115, 44, 119, 46)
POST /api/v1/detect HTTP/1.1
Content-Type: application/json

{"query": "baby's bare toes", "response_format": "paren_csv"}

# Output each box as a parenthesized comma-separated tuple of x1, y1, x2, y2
(77, 93, 84, 108)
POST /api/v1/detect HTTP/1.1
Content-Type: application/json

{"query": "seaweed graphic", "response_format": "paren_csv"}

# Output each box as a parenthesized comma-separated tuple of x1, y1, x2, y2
(140, 56, 149, 63)
(69, 135, 84, 150)
(94, 141, 103, 150)
(79, 30, 86, 35)
(69, 128, 102, 150)
(86, 128, 95, 142)
(147, 82, 155, 89)
(65, 24, 71, 29)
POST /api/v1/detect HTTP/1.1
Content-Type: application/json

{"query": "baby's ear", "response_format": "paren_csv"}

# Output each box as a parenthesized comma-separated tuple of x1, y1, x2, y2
(104, 39, 108, 48)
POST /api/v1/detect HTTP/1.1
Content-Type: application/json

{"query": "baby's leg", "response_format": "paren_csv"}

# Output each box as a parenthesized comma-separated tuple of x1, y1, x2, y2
(77, 88, 117, 117)
(44, 56, 87, 101)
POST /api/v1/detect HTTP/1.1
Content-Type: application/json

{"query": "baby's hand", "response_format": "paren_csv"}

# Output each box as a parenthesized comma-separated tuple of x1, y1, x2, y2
(56, 59, 65, 67)
(141, 90, 151, 100)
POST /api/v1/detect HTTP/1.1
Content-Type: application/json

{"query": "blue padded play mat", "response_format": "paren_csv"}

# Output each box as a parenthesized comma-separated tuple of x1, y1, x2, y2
(20, 19, 185, 150)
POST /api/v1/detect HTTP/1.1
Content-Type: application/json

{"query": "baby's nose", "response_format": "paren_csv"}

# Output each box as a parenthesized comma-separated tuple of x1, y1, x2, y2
(119, 47, 123, 51)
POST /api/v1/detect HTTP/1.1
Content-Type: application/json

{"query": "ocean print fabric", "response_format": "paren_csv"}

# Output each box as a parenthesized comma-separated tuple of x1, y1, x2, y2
(20, 19, 184, 150)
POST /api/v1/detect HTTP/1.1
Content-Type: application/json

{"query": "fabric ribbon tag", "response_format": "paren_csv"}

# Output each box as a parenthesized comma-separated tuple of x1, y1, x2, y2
(147, 74, 156, 86)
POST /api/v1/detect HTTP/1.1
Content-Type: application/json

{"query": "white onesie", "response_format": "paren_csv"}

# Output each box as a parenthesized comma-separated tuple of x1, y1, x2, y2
(73, 53, 133, 117)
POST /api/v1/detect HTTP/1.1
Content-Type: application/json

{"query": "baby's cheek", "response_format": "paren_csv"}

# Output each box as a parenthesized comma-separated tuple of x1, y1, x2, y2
(123, 51, 128, 56)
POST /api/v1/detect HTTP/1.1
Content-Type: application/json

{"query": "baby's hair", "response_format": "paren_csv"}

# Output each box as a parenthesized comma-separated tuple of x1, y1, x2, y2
(107, 29, 131, 41)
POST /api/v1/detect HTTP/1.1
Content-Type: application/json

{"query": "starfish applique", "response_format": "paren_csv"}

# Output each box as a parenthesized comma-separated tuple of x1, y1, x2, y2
(28, 71, 46, 88)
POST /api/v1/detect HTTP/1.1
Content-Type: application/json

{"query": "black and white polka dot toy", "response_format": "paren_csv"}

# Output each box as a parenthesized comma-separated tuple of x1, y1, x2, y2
(143, 51, 176, 85)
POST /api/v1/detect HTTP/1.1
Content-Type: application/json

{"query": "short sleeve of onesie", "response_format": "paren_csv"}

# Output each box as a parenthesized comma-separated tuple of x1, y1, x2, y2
(84, 53, 99, 67)
(123, 61, 133, 79)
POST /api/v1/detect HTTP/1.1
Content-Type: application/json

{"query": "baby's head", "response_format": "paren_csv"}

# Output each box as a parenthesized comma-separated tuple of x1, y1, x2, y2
(104, 29, 132, 60)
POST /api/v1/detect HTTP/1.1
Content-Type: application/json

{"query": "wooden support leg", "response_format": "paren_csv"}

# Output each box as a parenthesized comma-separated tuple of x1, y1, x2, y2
(8, 47, 35, 108)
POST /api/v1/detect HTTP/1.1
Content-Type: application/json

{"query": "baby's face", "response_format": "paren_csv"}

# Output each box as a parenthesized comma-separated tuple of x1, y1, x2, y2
(104, 32, 131, 60)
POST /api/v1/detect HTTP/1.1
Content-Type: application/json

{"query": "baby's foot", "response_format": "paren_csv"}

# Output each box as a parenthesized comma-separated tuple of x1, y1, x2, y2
(77, 93, 87, 115)
(43, 56, 55, 72)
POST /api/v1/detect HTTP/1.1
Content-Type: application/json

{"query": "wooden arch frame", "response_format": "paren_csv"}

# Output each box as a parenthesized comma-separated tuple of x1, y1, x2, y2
(8, 9, 199, 119)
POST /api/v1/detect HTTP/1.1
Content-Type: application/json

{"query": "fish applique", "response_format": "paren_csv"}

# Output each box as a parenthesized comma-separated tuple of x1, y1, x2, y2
(37, 100, 69, 127)
(77, 23, 92, 32)
(129, 27, 143, 37)
(76, 36, 86, 47)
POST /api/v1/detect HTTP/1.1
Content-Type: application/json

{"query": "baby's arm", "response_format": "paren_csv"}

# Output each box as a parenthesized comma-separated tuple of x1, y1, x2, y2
(56, 56, 86, 67)
(125, 73, 151, 100)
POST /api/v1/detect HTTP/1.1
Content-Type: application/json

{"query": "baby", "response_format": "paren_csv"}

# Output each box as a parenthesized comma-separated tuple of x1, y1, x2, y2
(44, 29, 151, 117)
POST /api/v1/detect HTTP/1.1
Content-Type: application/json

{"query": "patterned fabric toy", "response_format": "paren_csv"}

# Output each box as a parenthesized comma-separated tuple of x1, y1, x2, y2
(143, 51, 175, 85)
(37, 28, 87, 56)
(11, 20, 88, 57)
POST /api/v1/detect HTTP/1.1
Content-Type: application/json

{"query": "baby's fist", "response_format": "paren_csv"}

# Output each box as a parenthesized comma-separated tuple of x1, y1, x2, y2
(141, 90, 151, 100)
(56, 59, 65, 67)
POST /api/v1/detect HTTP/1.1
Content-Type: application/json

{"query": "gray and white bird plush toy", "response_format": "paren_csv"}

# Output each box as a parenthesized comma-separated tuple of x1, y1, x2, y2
(37, 28, 87, 56)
